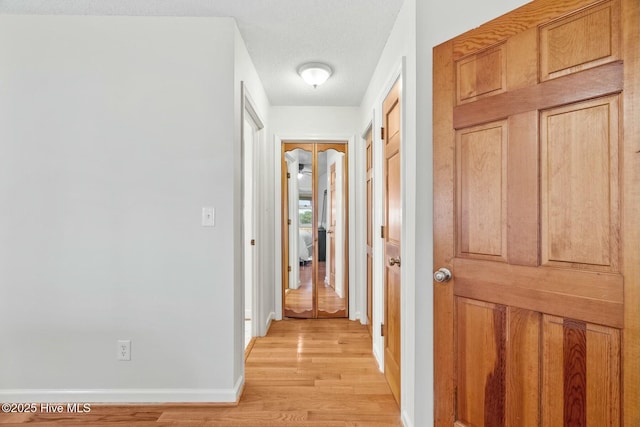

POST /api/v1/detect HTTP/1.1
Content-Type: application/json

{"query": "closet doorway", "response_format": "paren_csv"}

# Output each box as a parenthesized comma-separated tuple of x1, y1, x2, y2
(281, 141, 348, 318)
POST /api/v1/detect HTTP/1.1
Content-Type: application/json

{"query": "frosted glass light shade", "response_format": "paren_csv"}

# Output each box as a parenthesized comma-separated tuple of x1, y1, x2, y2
(298, 63, 332, 88)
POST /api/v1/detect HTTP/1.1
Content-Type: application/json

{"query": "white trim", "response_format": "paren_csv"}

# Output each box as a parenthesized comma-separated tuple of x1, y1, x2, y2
(371, 60, 404, 379)
(357, 119, 373, 326)
(264, 311, 275, 334)
(0, 377, 244, 404)
(273, 133, 357, 320)
(398, 56, 416, 427)
(241, 82, 266, 341)
(274, 135, 283, 321)
(402, 411, 415, 427)
(373, 343, 384, 372)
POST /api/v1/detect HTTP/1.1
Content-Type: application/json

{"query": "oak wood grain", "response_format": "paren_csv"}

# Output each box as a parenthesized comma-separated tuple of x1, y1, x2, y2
(506, 111, 539, 266)
(456, 121, 507, 261)
(453, 60, 623, 130)
(539, 0, 620, 81)
(454, 258, 623, 328)
(540, 95, 620, 272)
(563, 320, 587, 426)
(366, 128, 373, 336)
(433, 38, 456, 427)
(383, 79, 402, 406)
(506, 308, 540, 426)
(622, 0, 640, 424)
(452, 0, 602, 59)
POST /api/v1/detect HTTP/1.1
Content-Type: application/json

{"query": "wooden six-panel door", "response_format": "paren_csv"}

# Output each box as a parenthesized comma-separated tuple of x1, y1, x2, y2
(433, 0, 639, 425)
(384, 79, 402, 405)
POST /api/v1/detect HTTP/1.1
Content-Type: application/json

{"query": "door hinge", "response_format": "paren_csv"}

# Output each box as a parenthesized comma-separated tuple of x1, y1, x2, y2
(250, 239, 256, 246)
(288, 266, 292, 272)
(380, 225, 385, 239)
(381, 127, 385, 140)
(287, 172, 291, 179)
(288, 219, 292, 225)
(380, 323, 385, 337)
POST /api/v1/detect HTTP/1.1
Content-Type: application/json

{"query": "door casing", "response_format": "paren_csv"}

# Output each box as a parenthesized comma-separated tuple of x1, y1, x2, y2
(241, 83, 264, 338)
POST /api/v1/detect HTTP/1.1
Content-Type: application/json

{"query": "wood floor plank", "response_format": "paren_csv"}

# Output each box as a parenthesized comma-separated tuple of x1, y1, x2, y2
(0, 319, 401, 426)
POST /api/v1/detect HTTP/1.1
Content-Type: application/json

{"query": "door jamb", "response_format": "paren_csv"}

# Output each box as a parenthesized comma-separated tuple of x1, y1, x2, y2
(241, 82, 265, 339)
(360, 118, 374, 330)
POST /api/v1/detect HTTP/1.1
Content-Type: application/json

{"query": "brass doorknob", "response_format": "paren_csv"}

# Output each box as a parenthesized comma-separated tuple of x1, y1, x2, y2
(433, 268, 452, 283)
(388, 257, 401, 267)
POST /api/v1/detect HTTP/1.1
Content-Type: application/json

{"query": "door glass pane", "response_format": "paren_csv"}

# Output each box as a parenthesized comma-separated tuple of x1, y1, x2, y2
(317, 148, 347, 316)
(284, 148, 313, 317)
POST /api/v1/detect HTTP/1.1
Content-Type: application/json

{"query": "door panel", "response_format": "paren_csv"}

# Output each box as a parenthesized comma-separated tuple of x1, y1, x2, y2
(433, 0, 639, 425)
(383, 79, 401, 405)
(541, 95, 620, 270)
(456, 44, 506, 104)
(455, 298, 506, 426)
(541, 316, 621, 426)
(457, 121, 507, 261)
(366, 129, 373, 336)
(539, 1, 620, 81)
(505, 308, 540, 427)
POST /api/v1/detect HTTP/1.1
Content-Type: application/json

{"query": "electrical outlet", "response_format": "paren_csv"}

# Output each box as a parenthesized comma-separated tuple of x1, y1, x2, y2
(117, 340, 131, 361)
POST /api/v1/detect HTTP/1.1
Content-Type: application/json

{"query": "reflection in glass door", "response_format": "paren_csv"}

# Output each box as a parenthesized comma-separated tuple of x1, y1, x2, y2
(282, 142, 348, 318)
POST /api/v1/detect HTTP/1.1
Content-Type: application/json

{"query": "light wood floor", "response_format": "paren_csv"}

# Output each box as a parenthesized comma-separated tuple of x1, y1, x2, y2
(285, 262, 347, 317)
(0, 319, 401, 426)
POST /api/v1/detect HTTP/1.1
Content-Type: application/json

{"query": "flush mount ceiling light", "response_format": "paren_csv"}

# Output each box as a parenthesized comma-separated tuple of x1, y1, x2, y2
(298, 62, 333, 88)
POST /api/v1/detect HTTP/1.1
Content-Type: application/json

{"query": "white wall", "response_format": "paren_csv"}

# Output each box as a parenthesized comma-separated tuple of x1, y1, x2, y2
(357, 0, 416, 424)
(0, 15, 244, 402)
(270, 106, 360, 321)
(271, 106, 361, 136)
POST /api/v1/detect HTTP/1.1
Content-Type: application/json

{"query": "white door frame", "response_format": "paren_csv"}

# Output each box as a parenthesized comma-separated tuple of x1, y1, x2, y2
(359, 119, 374, 330)
(273, 134, 356, 321)
(241, 82, 264, 338)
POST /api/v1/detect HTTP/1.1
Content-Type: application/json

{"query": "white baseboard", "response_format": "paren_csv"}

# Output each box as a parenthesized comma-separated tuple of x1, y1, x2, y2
(354, 311, 362, 324)
(401, 410, 413, 427)
(263, 311, 275, 335)
(373, 345, 384, 372)
(0, 376, 244, 404)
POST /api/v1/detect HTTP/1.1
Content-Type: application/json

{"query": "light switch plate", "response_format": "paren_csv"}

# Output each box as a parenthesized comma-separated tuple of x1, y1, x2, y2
(202, 207, 215, 227)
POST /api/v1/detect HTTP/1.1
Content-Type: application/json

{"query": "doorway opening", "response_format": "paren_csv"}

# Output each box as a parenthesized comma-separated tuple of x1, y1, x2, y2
(241, 83, 264, 349)
(281, 141, 349, 319)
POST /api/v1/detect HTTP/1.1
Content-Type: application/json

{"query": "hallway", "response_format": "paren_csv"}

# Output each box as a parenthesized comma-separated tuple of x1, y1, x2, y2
(0, 319, 401, 426)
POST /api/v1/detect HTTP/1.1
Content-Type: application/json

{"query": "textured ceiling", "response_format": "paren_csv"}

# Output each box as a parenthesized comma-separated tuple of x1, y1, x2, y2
(0, 0, 405, 106)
